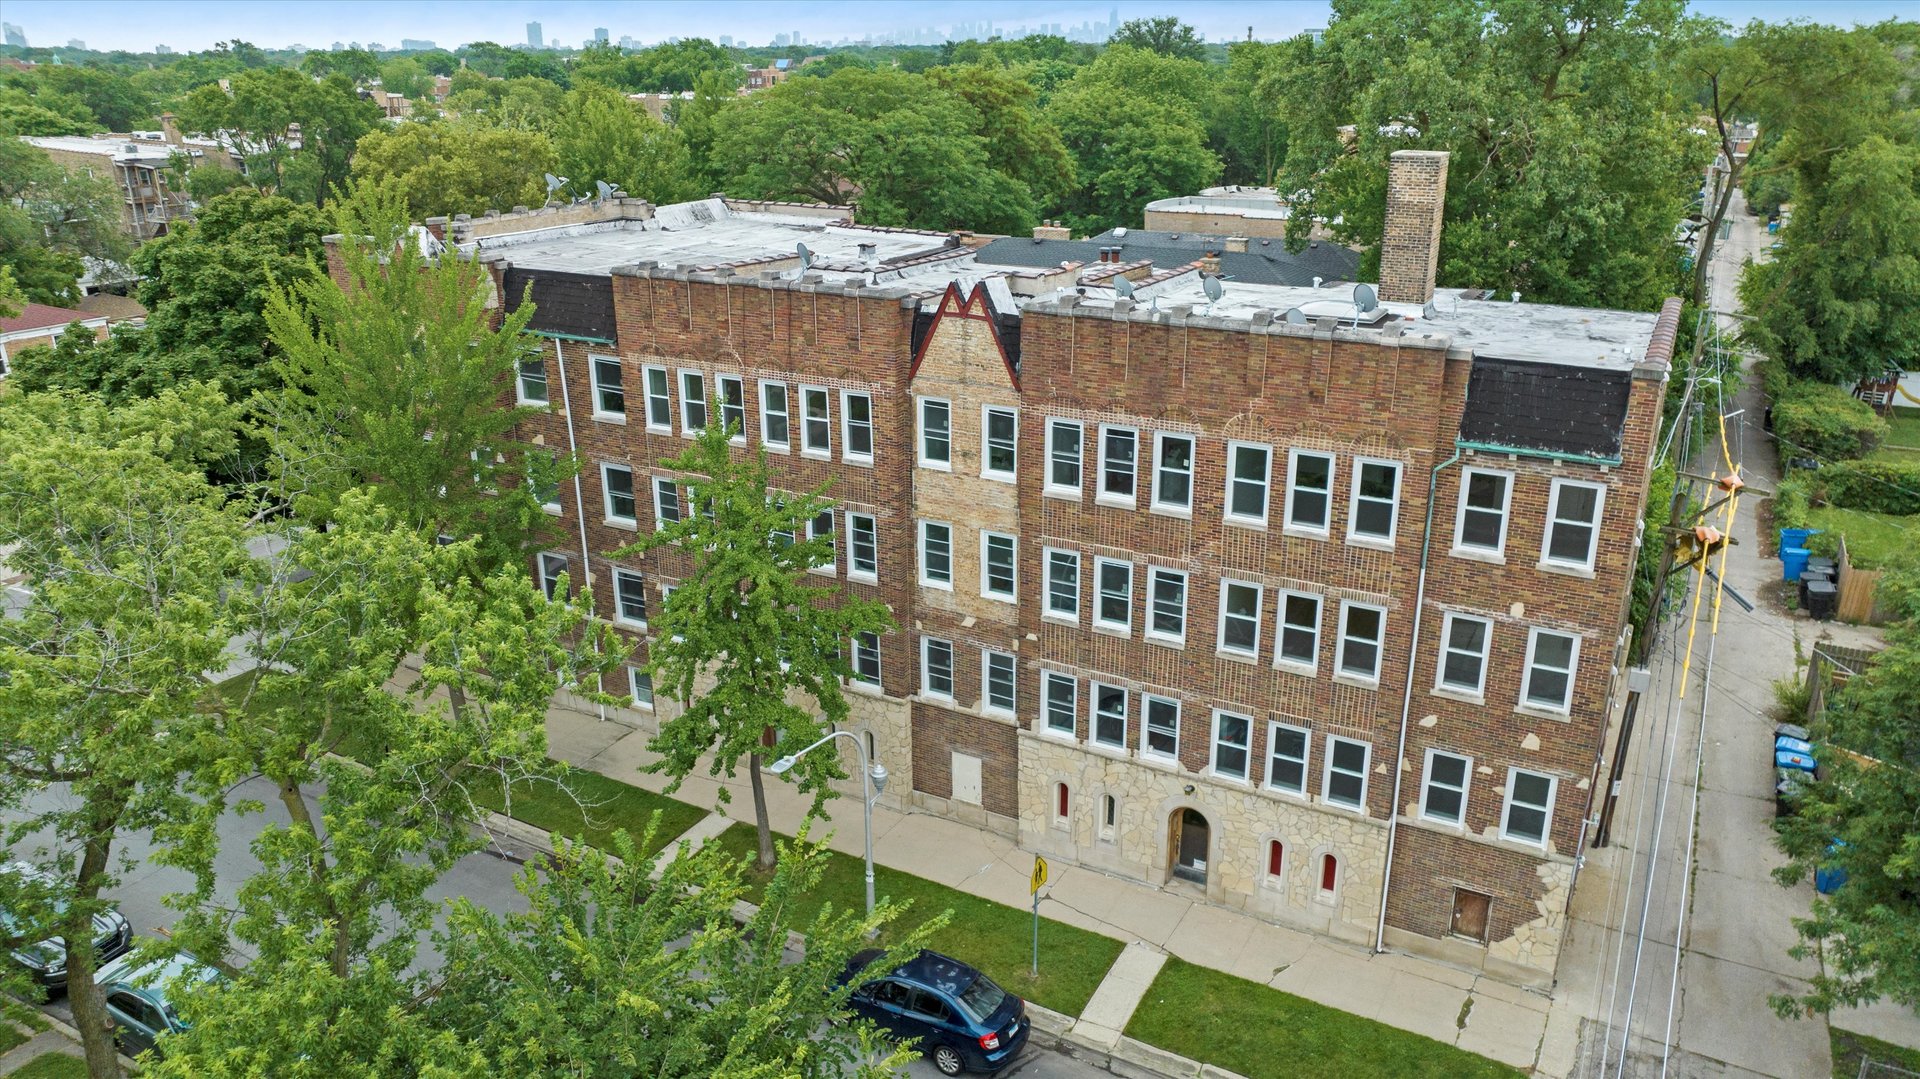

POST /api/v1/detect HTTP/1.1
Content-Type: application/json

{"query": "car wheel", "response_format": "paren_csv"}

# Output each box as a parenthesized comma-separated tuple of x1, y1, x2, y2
(933, 1044, 966, 1076)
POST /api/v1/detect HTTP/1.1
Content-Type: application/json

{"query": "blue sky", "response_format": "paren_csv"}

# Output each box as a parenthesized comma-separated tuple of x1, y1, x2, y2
(4, 0, 1911, 55)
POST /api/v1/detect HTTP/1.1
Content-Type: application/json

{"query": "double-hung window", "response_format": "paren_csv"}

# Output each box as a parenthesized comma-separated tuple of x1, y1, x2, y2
(852, 631, 882, 687)
(1212, 711, 1252, 781)
(760, 381, 790, 449)
(718, 375, 746, 441)
(981, 532, 1017, 601)
(1091, 683, 1127, 749)
(1349, 459, 1402, 543)
(629, 668, 654, 709)
(1266, 722, 1310, 795)
(1285, 450, 1333, 531)
(842, 392, 874, 463)
(846, 512, 879, 582)
(1544, 480, 1605, 570)
(1047, 419, 1082, 494)
(919, 521, 953, 588)
(1436, 613, 1492, 697)
(515, 356, 549, 406)
(1421, 750, 1471, 826)
(529, 450, 562, 513)
(1100, 425, 1138, 503)
(601, 464, 637, 525)
(1323, 736, 1370, 810)
(1146, 568, 1187, 644)
(1226, 442, 1273, 525)
(1042, 672, 1077, 736)
(921, 637, 955, 700)
(679, 371, 708, 434)
(537, 553, 569, 600)
(800, 386, 831, 456)
(1502, 769, 1556, 846)
(807, 510, 836, 575)
(1094, 558, 1133, 633)
(1152, 433, 1194, 512)
(919, 398, 951, 468)
(591, 356, 626, 419)
(611, 568, 648, 627)
(643, 365, 672, 430)
(1142, 696, 1180, 760)
(1044, 548, 1080, 620)
(1455, 469, 1512, 554)
(983, 650, 1016, 715)
(1218, 580, 1263, 658)
(983, 407, 1017, 480)
(1522, 629, 1580, 713)
(652, 477, 681, 527)
(1276, 591, 1321, 670)
(1336, 601, 1386, 682)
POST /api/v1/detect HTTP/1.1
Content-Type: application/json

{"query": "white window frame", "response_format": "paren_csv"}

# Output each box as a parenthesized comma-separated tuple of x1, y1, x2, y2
(1265, 721, 1310, 796)
(611, 568, 648, 628)
(1335, 600, 1386, 683)
(652, 477, 681, 529)
(920, 636, 955, 701)
(806, 509, 837, 577)
(982, 650, 1016, 716)
(628, 667, 654, 710)
(1211, 710, 1253, 781)
(1419, 749, 1472, 826)
(1090, 682, 1128, 750)
(1151, 432, 1195, 514)
(1093, 557, 1133, 635)
(1043, 547, 1080, 622)
(590, 354, 626, 422)
(918, 520, 953, 590)
(1284, 449, 1334, 533)
(1501, 768, 1557, 847)
(841, 390, 874, 464)
(1347, 457, 1402, 545)
(1141, 695, 1180, 762)
(1434, 612, 1492, 698)
(799, 385, 831, 458)
(851, 631, 882, 689)
(1046, 418, 1083, 496)
(1224, 441, 1273, 526)
(918, 396, 952, 470)
(1322, 735, 1371, 812)
(1098, 424, 1138, 506)
(982, 406, 1018, 481)
(677, 370, 708, 436)
(717, 374, 746, 443)
(1275, 590, 1321, 672)
(759, 380, 790, 450)
(1543, 479, 1606, 571)
(1042, 671, 1078, 738)
(515, 355, 549, 406)
(531, 450, 563, 514)
(846, 511, 879, 583)
(980, 531, 1018, 602)
(1521, 628, 1581, 714)
(642, 364, 671, 431)
(537, 552, 569, 600)
(1217, 578, 1264, 659)
(600, 463, 637, 525)
(1453, 467, 1513, 556)
(1145, 567, 1187, 645)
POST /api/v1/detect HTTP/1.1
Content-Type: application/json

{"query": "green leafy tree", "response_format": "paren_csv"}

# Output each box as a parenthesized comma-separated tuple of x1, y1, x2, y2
(31, 64, 154, 130)
(926, 64, 1076, 212)
(177, 68, 381, 205)
(302, 47, 380, 84)
(628, 417, 895, 870)
(0, 84, 98, 134)
(351, 119, 555, 218)
(552, 85, 699, 203)
(1110, 16, 1208, 60)
(1048, 47, 1221, 233)
(457, 41, 517, 78)
(631, 37, 742, 94)
(0, 384, 256, 1079)
(414, 49, 459, 77)
(1213, 39, 1303, 186)
(425, 828, 931, 1077)
(0, 135, 129, 304)
(379, 57, 432, 101)
(670, 69, 739, 191)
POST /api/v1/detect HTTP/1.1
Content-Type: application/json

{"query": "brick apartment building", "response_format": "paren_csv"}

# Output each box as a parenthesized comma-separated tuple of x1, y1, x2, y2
(411, 150, 1676, 985)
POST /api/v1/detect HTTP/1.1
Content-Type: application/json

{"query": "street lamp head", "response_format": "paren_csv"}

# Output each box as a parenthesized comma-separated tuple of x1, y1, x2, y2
(869, 762, 889, 797)
(767, 755, 798, 775)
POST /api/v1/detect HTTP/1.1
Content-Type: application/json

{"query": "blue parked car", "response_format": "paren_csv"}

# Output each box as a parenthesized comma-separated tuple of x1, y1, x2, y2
(840, 948, 1028, 1075)
(95, 948, 221, 1058)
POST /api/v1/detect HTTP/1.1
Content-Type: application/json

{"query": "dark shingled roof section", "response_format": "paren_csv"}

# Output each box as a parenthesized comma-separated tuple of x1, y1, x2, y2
(1459, 358, 1634, 459)
(503, 268, 617, 341)
(973, 235, 1361, 288)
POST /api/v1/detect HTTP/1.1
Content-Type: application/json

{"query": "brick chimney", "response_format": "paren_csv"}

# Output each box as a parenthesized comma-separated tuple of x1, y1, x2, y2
(1033, 222, 1072, 241)
(1224, 236, 1249, 253)
(1379, 149, 1450, 304)
(159, 112, 183, 146)
(1198, 252, 1222, 275)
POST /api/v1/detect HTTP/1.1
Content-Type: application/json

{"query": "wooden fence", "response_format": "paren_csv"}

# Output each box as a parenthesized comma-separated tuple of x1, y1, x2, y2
(1835, 534, 1890, 624)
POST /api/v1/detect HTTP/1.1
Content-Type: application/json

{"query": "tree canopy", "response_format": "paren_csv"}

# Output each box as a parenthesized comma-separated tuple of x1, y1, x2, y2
(351, 118, 556, 218)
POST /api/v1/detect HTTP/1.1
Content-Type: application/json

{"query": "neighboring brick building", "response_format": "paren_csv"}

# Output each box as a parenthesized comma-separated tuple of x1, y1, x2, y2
(20, 121, 241, 241)
(410, 149, 1675, 986)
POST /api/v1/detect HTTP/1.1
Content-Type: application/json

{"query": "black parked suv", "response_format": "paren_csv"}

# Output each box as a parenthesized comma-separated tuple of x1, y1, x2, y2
(840, 948, 1029, 1075)
(0, 862, 133, 993)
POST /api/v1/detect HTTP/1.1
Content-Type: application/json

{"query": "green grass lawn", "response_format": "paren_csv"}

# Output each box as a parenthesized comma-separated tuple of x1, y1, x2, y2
(1125, 957, 1522, 1079)
(703, 824, 1123, 1018)
(1831, 1027, 1920, 1078)
(470, 765, 712, 862)
(8, 1053, 88, 1079)
(1804, 505, 1920, 570)
(0, 1022, 29, 1056)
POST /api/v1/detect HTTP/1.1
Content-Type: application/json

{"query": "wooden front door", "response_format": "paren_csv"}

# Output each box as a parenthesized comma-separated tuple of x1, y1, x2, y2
(1451, 889, 1492, 942)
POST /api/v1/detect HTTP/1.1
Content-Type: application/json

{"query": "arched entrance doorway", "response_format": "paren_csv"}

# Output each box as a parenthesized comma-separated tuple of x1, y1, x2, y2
(1169, 808, 1210, 885)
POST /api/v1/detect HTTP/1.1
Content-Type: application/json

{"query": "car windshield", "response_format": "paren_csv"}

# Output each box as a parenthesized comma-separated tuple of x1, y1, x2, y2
(956, 972, 1008, 1023)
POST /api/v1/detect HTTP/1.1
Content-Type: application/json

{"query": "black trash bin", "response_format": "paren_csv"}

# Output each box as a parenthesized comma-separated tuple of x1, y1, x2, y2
(1805, 578, 1838, 621)
(1807, 556, 1837, 578)
(1800, 568, 1835, 608)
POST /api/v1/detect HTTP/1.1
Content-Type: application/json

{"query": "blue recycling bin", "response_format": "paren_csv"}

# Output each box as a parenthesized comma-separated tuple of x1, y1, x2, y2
(1776, 748, 1817, 772)
(1818, 841, 1848, 895)
(1775, 735, 1814, 756)
(1782, 546, 1811, 583)
(1780, 527, 1816, 550)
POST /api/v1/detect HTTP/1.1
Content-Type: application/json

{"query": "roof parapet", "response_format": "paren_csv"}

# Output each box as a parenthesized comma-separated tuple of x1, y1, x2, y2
(450, 196, 656, 243)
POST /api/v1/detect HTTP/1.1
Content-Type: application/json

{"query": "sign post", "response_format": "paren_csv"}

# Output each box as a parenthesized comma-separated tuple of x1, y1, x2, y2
(1030, 855, 1048, 978)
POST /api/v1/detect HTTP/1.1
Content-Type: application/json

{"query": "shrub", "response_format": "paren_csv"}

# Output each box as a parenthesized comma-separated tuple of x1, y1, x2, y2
(1821, 461, 1920, 516)
(1773, 474, 1812, 529)
(1772, 382, 1888, 462)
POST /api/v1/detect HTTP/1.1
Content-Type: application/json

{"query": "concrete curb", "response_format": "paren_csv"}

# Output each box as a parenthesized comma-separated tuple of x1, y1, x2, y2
(28, 1010, 141, 1072)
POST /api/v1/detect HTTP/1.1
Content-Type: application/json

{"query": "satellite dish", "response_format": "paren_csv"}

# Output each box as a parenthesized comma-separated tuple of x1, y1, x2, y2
(595, 179, 614, 203)
(1203, 275, 1224, 303)
(543, 173, 566, 202)
(795, 242, 813, 269)
(1284, 307, 1308, 325)
(1114, 275, 1136, 300)
(1422, 300, 1439, 320)
(1113, 226, 1127, 240)
(1353, 283, 1378, 312)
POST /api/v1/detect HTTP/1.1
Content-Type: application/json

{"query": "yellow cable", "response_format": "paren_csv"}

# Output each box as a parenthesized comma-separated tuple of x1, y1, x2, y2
(1681, 407, 1743, 700)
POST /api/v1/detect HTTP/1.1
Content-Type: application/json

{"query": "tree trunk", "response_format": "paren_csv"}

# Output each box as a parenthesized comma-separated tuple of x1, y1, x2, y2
(748, 752, 775, 872)
(67, 831, 123, 1079)
(1693, 165, 1741, 308)
(276, 777, 350, 978)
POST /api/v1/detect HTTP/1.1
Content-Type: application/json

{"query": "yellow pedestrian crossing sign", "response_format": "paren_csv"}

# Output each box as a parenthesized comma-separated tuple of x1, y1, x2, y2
(1031, 855, 1048, 895)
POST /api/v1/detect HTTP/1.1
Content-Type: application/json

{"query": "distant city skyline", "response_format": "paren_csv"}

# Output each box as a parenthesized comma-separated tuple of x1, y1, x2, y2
(0, 0, 1907, 55)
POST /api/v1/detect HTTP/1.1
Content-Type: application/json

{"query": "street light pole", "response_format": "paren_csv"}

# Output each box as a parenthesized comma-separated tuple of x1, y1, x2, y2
(766, 730, 888, 923)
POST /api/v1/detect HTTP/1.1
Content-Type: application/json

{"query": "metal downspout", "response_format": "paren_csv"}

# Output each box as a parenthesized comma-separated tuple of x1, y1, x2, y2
(1374, 442, 1464, 953)
(550, 337, 606, 722)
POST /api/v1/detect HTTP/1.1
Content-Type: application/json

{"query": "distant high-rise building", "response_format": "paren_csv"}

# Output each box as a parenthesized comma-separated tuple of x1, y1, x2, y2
(2, 22, 25, 47)
(155, 43, 174, 54)
(67, 38, 85, 50)
(526, 21, 542, 49)
(330, 41, 345, 51)
(618, 35, 635, 49)
(773, 32, 789, 46)
(594, 27, 609, 44)
(367, 42, 386, 52)
(400, 38, 435, 51)
(719, 35, 733, 47)
(793, 30, 802, 45)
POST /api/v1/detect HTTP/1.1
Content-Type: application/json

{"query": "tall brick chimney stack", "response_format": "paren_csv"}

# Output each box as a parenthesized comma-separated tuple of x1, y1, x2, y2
(1378, 149, 1450, 304)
